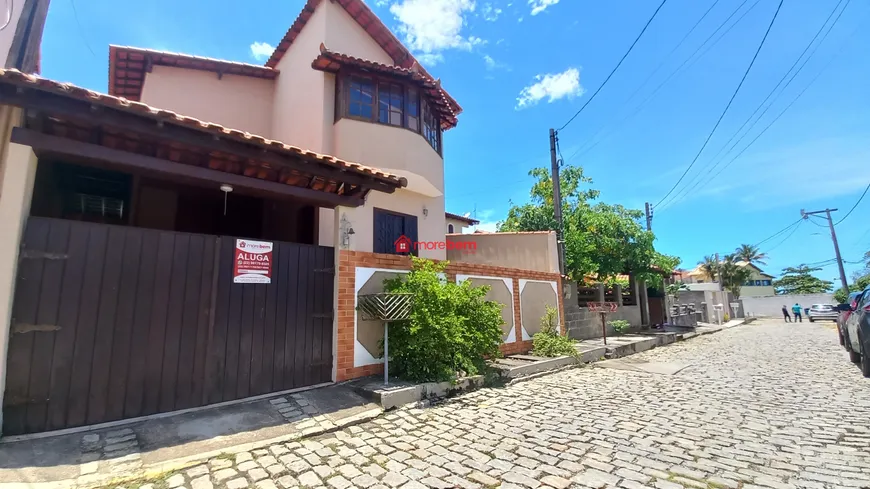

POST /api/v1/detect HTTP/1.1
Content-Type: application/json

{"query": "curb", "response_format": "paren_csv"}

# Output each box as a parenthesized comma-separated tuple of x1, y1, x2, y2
(6, 407, 383, 489)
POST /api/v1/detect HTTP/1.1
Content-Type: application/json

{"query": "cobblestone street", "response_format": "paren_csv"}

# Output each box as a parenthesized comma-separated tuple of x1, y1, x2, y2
(123, 320, 870, 489)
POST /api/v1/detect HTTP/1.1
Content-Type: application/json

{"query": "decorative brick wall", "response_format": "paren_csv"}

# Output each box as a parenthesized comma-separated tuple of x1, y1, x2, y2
(335, 250, 564, 381)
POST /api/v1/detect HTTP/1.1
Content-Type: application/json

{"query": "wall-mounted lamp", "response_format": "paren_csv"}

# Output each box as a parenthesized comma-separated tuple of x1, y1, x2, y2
(340, 214, 355, 248)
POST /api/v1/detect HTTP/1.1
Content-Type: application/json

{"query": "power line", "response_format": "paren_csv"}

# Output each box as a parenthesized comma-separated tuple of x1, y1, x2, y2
(764, 219, 803, 253)
(69, 0, 97, 58)
(653, 0, 785, 209)
(755, 218, 803, 248)
(671, 14, 862, 202)
(663, 0, 850, 208)
(836, 183, 870, 225)
(556, 0, 669, 132)
(565, 0, 761, 164)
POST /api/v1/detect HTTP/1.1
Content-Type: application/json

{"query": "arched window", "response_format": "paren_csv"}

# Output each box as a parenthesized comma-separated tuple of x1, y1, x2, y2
(448, 224, 455, 233)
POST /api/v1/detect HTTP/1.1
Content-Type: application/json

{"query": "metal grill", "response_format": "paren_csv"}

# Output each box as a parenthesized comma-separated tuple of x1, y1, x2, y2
(357, 293, 413, 386)
(357, 293, 413, 321)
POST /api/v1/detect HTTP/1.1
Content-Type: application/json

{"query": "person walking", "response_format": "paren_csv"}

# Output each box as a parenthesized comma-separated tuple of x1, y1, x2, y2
(792, 303, 803, 322)
(781, 305, 792, 322)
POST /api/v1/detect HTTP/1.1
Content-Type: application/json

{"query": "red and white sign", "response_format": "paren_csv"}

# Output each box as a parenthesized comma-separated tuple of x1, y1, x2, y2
(233, 239, 273, 284)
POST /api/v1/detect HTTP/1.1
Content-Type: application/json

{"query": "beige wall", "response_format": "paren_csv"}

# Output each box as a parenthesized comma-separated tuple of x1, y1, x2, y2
(141, 66, 275, 137)
(336, 190, 446, 260)
(271, 0, 393, 154)
(447, 232, 559, 274)
(333, 119, 444, 197)
(740, 285, 776, 297)
(324, 3, 394, 65)
(0, 114, 37, 430)
(446, 218, 471, 234)
(0, 0, 26, 68)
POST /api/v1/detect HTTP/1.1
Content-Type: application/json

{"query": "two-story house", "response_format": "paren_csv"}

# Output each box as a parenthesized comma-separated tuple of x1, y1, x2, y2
(108, 0, 460, 258)
(0, 0, 565, 436)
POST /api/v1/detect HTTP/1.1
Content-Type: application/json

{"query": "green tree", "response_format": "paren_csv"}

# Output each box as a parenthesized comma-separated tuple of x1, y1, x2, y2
(719, 254, 752, 298)
(734, 244, 768, 266)
(773, 265, 834, 295)
(698, 255, 719, 282)
(499, 165, 679, 284)
(382, 257, 504, 382)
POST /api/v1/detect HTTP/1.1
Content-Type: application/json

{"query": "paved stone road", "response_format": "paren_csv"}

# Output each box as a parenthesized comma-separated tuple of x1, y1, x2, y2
(124, 320, 870, 489)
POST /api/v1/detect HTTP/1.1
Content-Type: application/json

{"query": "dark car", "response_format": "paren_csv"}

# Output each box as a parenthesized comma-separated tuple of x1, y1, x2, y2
(843, 286, 870, 377)
(838, 291, 863, 346)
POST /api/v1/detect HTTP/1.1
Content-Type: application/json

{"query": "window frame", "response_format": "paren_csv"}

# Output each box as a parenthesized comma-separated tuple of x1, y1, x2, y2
(336, 70, 442, 155)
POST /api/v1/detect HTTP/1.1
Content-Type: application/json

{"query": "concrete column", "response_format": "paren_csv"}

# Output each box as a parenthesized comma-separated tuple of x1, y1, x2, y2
(639, 281, 650, 326)
(0, 140, 38, 433)
(596, 284, 605, 304)
(332, 205, 352, 382)
(613, 285, 622, 306)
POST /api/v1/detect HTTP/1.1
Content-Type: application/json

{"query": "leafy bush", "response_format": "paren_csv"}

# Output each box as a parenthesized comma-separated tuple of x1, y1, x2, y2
(531, 306, 577, 358)
(834, 287, 849, 304)
(382, 257, 504, 382)
(609, 319, 630, 335)
(723, 313, 730, 322)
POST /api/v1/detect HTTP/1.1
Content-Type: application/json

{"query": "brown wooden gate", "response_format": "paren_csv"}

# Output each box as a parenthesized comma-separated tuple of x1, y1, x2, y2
(648, 296, 666, 326)
(3, 217, 334, 435)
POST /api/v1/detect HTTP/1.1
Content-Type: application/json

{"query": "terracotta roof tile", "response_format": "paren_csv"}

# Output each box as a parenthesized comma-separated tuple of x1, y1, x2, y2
(445, 212, 479, 224)
(264, 0, 461, 115)
(108, 45, 279, 101)
(0, 68, 404, 187)
(312, 45, 458, 130)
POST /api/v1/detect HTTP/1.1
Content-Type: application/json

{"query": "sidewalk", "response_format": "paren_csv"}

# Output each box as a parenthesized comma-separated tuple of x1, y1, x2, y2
(0, 319, 748, 488)
(0, 385, 380, 488)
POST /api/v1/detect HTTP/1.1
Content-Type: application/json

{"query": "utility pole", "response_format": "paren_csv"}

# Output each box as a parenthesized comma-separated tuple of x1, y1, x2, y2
(549, 128, 566, 276)
(801, 208, 849, 292)
(644, 202, 652, 231)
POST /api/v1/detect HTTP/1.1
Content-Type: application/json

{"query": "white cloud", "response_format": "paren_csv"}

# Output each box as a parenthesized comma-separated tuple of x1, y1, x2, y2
(529, 0, 560, 15)
(481, 3, 503, 21)
(416, 53, 445, 66)
(249, 42, 274, 61)
(389, 0, 481, 65)
(483, 54, 508, 71)
(516, 67, 583, 109)
(375, 0, 389, 5)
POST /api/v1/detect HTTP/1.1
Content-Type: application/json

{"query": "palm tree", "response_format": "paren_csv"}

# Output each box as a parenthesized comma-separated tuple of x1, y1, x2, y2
(699, 255, 719, 282)
(734, 244, 768, 265)
(720, 254, 752, 298)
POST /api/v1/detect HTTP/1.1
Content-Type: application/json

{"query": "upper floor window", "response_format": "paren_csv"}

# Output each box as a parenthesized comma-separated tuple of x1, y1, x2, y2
(378, 82, 404, 126)
(349, 76, 374, 119)
(338, 73, 441, 155)
(421, 99, 440, 153)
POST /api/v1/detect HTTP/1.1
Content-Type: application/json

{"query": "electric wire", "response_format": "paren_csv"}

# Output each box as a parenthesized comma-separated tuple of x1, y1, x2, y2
(674, 16, 862, 204)
(662, 0, 850, 209)
(755, 218, 803, 248)
(70, 0, 97, 57)
(0, 0, 13, 31)
(835, 182, 870, 225)
(763, 219, 803, 254)
(556, 0, 669, 132)
(653, 0, 785, 209)
(565, 0, 761, 164)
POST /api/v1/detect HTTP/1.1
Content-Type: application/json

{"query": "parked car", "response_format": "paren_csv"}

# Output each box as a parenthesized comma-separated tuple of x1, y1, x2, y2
(838, 291, 863, 346)
(808, 304, 838, 322)
(842, 286, 870, 377)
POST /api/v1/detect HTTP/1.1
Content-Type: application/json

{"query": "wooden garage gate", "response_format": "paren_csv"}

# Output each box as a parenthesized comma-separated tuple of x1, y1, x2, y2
(2, 217, 334, 435)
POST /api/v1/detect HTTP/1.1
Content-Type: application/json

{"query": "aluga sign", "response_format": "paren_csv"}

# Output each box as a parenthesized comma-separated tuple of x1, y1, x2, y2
(233, 239, 273, 283)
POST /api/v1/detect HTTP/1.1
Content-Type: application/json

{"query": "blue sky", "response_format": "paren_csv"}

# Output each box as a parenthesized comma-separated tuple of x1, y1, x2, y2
(39, 0, 870, 283)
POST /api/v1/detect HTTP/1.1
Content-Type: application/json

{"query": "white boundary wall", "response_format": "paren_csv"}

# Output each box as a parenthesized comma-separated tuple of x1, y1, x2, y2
(741, 293, 835, 317)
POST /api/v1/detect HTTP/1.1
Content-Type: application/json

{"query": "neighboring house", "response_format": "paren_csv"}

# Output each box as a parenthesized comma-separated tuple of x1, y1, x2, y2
(685, 261, 775, 297)
(0, 0, 565, 436)
(445, 211, 478, 234)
